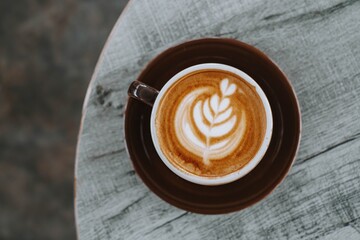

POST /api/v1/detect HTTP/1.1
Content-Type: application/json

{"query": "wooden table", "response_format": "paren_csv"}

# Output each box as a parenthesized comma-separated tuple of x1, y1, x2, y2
(75, 0, 360, 239)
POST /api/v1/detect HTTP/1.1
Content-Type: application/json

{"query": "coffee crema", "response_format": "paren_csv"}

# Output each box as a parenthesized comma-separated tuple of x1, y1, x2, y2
(155, 69, 267, 177)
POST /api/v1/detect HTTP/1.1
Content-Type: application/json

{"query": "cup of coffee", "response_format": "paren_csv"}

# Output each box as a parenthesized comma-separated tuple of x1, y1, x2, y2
(128, 63, 273, 185)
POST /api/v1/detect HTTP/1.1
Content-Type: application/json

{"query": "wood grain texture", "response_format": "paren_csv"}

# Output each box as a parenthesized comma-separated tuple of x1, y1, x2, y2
(75, 0, 360, 239)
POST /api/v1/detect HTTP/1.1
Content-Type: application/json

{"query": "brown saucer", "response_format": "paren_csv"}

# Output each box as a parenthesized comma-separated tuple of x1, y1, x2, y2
(124, 38, 301, 214)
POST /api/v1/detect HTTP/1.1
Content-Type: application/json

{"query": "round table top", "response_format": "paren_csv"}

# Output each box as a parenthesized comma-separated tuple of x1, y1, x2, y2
(75, 0, 360, 239)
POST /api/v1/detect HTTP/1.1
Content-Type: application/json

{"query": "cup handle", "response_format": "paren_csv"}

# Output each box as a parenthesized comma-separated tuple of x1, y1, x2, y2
(128, 81, 159, 107)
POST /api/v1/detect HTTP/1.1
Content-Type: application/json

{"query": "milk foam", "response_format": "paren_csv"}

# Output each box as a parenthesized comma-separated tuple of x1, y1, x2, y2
(174, 79, 246, 164)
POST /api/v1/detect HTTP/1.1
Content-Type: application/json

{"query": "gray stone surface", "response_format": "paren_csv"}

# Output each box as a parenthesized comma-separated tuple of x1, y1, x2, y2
(76, 0, 360, 239)
(0, 0, 128, 239)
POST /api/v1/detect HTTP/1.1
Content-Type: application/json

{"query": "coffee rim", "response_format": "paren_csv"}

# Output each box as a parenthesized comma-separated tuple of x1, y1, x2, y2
(150, 63, 273, 185)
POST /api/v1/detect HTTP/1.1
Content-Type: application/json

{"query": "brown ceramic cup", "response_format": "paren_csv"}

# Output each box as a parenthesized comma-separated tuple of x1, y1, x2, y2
(128, 63, 274, 185)
(124, 38, 301, 214)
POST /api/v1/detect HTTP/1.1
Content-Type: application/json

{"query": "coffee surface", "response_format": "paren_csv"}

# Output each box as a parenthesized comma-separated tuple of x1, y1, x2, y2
(155, 69, 267, 177)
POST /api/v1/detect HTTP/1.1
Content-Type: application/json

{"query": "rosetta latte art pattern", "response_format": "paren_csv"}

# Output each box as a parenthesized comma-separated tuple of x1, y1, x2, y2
(175, 79, 246, 164)
(156, 69, 267, 177)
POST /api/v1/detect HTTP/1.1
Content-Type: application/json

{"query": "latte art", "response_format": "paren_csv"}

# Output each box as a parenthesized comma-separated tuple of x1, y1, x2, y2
(175, 79, 245, 164)
(155, 69, 267, 177)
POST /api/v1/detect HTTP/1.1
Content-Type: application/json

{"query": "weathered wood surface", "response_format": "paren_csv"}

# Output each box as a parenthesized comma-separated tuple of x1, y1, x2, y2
(75, 0, 360, 239)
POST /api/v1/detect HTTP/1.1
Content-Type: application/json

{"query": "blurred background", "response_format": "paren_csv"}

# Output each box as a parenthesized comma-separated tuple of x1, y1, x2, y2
(0, 0, 128, 239)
